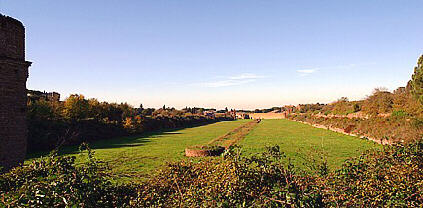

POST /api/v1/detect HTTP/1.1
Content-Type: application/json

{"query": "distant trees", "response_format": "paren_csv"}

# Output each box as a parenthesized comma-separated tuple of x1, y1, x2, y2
(26, 94, 232, 153)
(410, 55, 423, 105)
(29, 93, 231, 131)
(63, 94, 89, 121)
(295, 103, 325, 114)
(87, 98, 103, 120)
(182, 107, 218, 115)
(141, 108, 155, 116)
(120, 102, 136, 120)
(27, 99, 60, 120)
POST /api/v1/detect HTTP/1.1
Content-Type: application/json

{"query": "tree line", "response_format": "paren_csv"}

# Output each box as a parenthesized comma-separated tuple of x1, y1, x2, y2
(27, 95, 233, 153)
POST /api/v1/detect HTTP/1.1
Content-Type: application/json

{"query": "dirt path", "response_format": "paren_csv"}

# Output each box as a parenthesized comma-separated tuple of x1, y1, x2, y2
(207, 120, 259, 148)
(185, 120, 260, 157)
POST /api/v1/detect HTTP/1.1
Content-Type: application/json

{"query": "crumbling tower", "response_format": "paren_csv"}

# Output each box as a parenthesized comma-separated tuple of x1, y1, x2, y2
(0, 14, 31, 170)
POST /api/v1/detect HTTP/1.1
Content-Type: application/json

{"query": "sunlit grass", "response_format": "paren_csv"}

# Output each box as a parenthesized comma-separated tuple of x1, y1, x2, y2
(27, 119, 379, 183)
(27, 120, 250, 183)
(239, 119, 380, 170)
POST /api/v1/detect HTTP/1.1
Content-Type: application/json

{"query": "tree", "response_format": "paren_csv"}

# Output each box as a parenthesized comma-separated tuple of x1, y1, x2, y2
(27, 100, 57, 120)
(88, 98, 102, 120)
(141, 108, 155, 116)
(119, 102, 135, 120)
(410, 55, 423, 105)
(62, 94, 89, 121)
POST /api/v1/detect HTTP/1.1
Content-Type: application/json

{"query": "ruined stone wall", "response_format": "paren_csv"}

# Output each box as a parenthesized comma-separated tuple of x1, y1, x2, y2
(248, 113, 287, 120)
(0, 14, 31, 170)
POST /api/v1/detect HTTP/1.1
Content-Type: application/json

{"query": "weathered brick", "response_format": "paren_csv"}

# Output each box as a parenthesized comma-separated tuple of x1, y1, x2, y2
(0, 14, 31, 171)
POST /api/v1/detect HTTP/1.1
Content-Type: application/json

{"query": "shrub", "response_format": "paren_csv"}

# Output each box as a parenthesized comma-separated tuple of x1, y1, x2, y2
(2, 142, 422, 207)
(135, 146, 324, 207)
(0, 144, 136, 207)
(325, 142, 423, 207)
(331, 97, 355, 115)
(362, 88, 394, 115)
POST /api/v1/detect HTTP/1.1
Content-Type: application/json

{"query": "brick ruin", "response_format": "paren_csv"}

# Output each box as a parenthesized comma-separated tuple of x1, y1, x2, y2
(0, 14, 31, 171)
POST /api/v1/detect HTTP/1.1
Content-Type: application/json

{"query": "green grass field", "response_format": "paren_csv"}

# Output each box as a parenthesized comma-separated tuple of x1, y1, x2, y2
(31, 120, 250, 183)
(239, 119, 379, 170)
(28, 119, 379, 183)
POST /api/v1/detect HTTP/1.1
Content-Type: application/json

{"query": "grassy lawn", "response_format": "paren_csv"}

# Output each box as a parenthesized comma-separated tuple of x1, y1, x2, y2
(27, 119, 379, 182)
(27, 120, 250, 183)
(239, 119, 380, 170)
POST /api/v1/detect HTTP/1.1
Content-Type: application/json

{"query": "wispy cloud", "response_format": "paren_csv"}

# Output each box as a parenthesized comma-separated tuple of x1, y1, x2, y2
(297, 68, 318, 76)
(295, 62, 375, 77)
(202, 73, 265, 88)
(229, 73, 265, 80)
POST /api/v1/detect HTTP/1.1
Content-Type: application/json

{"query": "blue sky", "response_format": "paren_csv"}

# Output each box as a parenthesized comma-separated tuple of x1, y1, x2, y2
(1, 1, 422, 109)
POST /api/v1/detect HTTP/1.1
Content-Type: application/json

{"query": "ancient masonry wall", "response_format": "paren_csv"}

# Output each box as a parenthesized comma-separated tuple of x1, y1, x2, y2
(0, 14, 31, 170)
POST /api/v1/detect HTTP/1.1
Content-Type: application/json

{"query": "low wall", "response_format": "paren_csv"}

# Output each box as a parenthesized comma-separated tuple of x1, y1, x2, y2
(248, 113, 287, 120)
(294, 120, 391, 145)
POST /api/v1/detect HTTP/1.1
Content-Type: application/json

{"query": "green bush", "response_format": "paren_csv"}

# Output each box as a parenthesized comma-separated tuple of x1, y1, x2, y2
(0, 144, 136, 207)
(325, 142, 423, 207)
(135, 146, 324, 207)
(2, 142, 422, 207)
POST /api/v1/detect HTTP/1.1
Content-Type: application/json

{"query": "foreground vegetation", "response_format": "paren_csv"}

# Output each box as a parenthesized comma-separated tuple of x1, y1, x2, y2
(2, 141, 422, 207)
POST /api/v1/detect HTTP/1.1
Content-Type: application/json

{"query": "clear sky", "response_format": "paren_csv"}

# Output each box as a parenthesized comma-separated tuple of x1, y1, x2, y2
(1, 1, 422, 110)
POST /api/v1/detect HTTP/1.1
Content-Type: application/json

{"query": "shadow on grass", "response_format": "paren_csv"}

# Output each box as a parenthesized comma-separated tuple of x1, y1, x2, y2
(25, 121, 219, 160)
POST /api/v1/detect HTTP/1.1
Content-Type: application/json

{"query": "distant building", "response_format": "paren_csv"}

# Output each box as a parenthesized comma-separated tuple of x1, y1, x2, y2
(236, 113, 250, 119)
(27, 90, 60, 102)
(203, 110, 216, 117)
